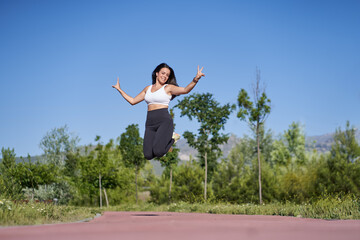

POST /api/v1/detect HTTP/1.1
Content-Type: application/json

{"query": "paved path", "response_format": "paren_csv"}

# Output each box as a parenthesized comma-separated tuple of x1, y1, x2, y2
(1, 211, 360, 240)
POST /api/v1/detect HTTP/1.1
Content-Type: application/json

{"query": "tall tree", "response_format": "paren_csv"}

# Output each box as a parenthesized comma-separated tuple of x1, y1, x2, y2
(119, 124, 147, 203)
(271, 122, 306, 168)
(176, 93, 235, 201)
(237, 68, 271, 204)
(39, 125, 79, 167)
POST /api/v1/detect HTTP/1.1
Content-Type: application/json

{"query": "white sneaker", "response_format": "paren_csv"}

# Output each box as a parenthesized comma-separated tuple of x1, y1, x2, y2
(172, 133, 180, 144)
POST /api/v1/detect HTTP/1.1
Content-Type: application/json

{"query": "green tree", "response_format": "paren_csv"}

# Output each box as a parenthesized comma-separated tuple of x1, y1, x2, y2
(270, 122, 308, 202)
(176, 93, 235, 201)
(77, 137, 130, 206)
(17, 155, 58, 200)
(319, 121, 360, 195)
(150, 160, 205, 204)
(213, 130, 277, 203)
(63, 150, 81, 179)
(159, 148, 180, 203)
(331, 121, 360, 164)
(119, 124, 147, 203)
(237, 68, 271, 204)
(39, 125, 79, 167)
(0, 148, 22, 198)
(212, 141, 250, 202)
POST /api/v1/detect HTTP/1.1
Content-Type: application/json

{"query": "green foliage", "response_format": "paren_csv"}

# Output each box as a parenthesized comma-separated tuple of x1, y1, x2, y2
(269, 122, 308, 202)
(139, 161, 157, 188)
(212, 135, 278, 203)
(176, 93, 235, 157)
(2, 117, 360, 211)
(75, 137, 133, 206)
(215, 126, 276, 203)
(237, 89, 271, 125)
(16, 156, 58, 191)
(271, 122, 306, 167)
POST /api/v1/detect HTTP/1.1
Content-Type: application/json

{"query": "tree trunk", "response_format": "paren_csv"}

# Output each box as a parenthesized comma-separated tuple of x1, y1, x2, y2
(256, 124, 262, 205)
(99, 173, 102, 208)
(135, 165, 138, 204)
(204, 151, 208, 201)
(103, 187, 109, 207)
(169, 167, 172, 204)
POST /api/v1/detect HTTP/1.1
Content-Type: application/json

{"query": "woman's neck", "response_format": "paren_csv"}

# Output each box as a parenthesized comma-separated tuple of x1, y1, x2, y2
(154, 81, 166, 87)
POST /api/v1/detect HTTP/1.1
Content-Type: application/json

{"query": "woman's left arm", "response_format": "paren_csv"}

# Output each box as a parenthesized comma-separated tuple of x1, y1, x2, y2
(169, 66, 205, 96)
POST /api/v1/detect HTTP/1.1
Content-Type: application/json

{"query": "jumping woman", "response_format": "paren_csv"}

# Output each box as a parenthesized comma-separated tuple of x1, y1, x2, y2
(112, 63, 205, 160)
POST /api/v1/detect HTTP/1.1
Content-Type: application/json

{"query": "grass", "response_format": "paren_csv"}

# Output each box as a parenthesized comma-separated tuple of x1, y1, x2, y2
(0, 199, 100, 226)
(1, 195, 359, 226)
(110, 194, 360, 220)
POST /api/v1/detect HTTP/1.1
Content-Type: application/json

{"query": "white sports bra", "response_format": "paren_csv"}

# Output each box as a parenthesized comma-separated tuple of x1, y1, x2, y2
(144, 84, 172, 106)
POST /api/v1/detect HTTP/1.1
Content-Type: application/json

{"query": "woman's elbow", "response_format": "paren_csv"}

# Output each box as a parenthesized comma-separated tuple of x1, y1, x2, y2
(128, 99, 135, 105)
(180, 88, 191, 95)
(184, 89, 192, 94)
(130, 99, 142, 105)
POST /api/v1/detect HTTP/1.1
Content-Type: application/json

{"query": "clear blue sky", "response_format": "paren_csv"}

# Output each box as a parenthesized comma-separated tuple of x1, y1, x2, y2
(1, 0, 359, 157)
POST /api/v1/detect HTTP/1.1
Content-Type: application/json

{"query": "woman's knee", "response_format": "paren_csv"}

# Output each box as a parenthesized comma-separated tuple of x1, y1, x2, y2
(143, 151, 154, 160)
(153, 146, 166, 158)
(143, 145, 154, 160)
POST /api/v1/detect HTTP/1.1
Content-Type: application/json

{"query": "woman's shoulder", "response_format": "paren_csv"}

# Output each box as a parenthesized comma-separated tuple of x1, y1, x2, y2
(144, 85, 152, 92)
(164, 84, 175, 89)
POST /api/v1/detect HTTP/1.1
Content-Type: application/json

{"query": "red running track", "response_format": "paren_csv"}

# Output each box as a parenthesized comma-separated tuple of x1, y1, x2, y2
(1, 211, 360, 240)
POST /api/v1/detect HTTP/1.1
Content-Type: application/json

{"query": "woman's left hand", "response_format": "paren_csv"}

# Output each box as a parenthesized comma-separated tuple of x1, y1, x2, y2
(195, 65, 205, 81)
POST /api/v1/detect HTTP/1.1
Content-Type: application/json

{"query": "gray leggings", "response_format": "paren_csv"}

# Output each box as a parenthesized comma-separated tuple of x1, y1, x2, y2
(143, 108, 174, 160)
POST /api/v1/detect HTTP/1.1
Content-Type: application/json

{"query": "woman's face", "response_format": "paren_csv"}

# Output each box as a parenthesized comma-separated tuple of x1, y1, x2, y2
(156, 67, 170, 84)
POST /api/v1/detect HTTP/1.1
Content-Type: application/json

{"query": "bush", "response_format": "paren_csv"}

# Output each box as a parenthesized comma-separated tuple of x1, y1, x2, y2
(151, 161, 205, 204)
(23, 181, 75, 205)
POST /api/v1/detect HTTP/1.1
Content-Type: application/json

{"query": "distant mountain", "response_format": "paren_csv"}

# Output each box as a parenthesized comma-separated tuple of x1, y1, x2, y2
(305, 133, 335, 153)
(305, 130, 360, 153)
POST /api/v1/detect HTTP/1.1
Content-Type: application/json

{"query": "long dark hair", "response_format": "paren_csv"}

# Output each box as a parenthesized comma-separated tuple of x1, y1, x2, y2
(152, 63, 178, 100)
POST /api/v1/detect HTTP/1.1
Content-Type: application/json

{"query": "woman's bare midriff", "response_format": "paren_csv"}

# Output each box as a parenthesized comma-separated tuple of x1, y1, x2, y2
(148, 104, 168, 111)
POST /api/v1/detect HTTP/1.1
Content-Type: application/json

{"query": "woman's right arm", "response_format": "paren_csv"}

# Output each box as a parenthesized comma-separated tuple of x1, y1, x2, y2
(112, 77, 148, 105)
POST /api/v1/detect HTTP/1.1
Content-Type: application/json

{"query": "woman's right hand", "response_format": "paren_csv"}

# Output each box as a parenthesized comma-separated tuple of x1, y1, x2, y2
(112, 77, 121, 91)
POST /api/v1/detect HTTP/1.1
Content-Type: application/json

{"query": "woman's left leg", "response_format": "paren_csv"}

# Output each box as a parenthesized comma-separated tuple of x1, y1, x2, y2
(152, 118, 174, 158)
